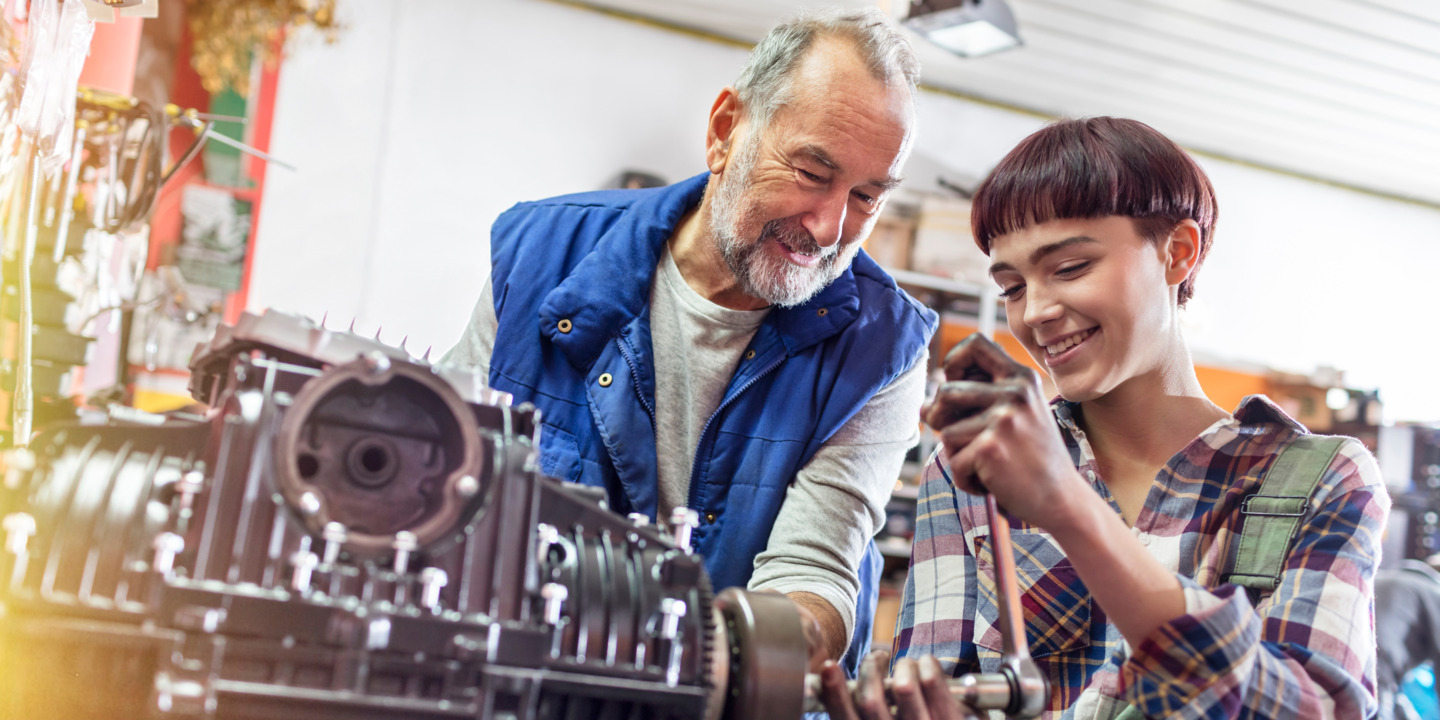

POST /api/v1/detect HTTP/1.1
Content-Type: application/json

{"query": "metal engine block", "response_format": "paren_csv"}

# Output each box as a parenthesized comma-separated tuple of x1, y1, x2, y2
(0, 311, 810, 720)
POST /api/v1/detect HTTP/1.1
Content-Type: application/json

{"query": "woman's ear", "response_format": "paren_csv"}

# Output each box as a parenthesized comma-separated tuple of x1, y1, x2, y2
(1162, 219, 1202, 287)
(705, 87, 743, 175)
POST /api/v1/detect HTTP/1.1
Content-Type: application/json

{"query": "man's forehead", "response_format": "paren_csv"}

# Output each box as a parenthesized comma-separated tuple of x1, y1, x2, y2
(767, 105, 912, 180)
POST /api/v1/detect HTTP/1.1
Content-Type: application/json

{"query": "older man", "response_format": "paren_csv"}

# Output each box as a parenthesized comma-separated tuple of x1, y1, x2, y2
(444, 8, 935, 670)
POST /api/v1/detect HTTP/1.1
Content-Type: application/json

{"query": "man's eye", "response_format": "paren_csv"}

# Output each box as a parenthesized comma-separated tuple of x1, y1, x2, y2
(853, 192, 876, 206)
(800, 169, 825, 183)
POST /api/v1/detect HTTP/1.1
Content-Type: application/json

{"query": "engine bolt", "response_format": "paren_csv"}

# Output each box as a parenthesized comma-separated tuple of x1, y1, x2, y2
(152, 532, 185, 575)
(420, 567, 449, 611)
(3, 513, 36, 555)
(541, 582, 568, 625)
(363, 351, 391, 375)
(2, 448, 36, 490)
(536, 523, 560, 562)
(290, 550, 320, 593)
(322, 522, 347, 564)
(393, 531, 418, 575)
(176, 471, 204, 510)
(659, 598, 687, 639)
(298, 491, 322, 516)
(627, 513, 650, 527)
(455, 474, 480, 498)
(668, 507, 699, 553)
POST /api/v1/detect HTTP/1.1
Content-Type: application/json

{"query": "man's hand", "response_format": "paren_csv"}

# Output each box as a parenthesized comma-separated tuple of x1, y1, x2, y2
(920, 334, 1089, 531)
(788, 591, 847, 671)
(818, 650, 979, 720)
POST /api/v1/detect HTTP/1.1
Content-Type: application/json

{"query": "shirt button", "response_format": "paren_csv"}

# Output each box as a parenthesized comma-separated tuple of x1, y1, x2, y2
(598, 373, 613, 387)
(557, 319, 573, 333)
(705, 512, 717, 524)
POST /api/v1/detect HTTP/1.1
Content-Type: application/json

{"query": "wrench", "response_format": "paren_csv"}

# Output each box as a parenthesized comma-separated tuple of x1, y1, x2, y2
(802, 337, 1048, 717)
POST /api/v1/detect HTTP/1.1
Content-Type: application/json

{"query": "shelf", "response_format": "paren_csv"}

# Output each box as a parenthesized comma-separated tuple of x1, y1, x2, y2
(877, 536, 913, 559)
(886, 268, 989, 298)
(886, 267, 1006, 330)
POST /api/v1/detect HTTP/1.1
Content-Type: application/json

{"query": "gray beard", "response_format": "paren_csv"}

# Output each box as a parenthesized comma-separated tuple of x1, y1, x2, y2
(708, 140, 854, 308)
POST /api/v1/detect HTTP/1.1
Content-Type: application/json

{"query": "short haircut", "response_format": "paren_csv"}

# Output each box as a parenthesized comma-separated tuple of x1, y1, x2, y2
(735, 7, 920, 130)
(971, 117, 1218, 306)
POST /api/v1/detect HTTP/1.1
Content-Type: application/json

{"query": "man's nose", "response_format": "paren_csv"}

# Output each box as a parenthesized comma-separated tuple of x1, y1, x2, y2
(801, 190, 848, 248)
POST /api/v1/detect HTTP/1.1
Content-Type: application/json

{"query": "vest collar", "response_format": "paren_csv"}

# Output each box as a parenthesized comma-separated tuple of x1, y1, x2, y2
(539, 172, 863, 370)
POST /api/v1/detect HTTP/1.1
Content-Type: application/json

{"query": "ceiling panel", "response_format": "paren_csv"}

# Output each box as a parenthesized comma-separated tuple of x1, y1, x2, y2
(572, 0, 1440, 205)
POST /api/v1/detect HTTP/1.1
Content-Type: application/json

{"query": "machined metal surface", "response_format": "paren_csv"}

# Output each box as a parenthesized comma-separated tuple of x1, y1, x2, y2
(0, 310, 727, 720)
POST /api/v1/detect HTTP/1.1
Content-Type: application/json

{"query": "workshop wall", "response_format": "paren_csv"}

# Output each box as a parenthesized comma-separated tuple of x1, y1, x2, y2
(254, 0, 1440, 422)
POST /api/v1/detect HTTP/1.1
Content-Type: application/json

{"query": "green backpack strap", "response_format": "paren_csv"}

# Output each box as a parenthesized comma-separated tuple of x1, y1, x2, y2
(1226, 435, 1346, 596)
(1113, 704, 1146, 720)
(1109, 435, 1345, 720)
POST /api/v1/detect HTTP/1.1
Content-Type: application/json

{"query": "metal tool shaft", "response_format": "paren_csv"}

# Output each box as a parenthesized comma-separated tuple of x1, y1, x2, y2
(802, 670, 1023, 714)
(800, 340, 1048, 717)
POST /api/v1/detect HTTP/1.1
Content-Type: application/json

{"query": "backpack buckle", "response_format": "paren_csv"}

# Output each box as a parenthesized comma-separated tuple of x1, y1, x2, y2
(1240, 494, 1309, 518)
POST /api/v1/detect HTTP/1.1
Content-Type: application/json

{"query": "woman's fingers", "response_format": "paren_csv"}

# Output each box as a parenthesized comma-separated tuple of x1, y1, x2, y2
(923, 381, 1005, 430)
(941, 333, 1029, 383)
(855, 650, 896, 720)
(919, 656, 979, 720)
(818, 660, 864, 720)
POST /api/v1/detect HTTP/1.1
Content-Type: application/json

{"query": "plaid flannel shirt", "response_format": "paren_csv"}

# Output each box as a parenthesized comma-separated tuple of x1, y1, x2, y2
(892, 395, 1388, 719)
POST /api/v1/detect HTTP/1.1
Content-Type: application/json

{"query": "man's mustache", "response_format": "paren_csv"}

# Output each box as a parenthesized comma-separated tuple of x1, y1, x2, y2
(759, 217, 836, 260)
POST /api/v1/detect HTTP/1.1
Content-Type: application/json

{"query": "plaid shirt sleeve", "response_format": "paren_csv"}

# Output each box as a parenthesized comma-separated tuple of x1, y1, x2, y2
(891, 451, 981, 675)
(1119, 437, 1389, 719)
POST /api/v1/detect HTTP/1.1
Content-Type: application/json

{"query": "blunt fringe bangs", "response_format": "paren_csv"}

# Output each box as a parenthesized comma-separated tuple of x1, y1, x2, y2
(970, 117, 1218, 305)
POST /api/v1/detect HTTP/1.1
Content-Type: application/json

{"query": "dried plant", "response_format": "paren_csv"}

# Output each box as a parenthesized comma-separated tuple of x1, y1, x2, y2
(185, 0, 339, 95)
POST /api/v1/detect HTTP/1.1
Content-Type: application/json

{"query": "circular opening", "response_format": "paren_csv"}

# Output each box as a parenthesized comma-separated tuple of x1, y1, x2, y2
(345, 438, 400, 489)
(360, 445, 388, 474)
(298, 453, 320, 478)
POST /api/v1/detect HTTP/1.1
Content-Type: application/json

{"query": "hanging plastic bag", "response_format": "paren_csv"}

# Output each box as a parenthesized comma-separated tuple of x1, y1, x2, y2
(14, 0, 94, 177)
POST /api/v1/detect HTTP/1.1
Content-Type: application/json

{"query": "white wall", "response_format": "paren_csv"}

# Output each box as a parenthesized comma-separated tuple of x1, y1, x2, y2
(255, 0, 1440, 423)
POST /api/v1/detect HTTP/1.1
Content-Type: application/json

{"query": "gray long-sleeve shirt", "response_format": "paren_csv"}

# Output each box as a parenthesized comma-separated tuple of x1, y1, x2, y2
(442, 244, 926, 642)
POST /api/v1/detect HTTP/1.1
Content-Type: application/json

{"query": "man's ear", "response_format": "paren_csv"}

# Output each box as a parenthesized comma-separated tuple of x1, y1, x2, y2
(1162, 219, 1202, 287)
(706, 87, 743, 175)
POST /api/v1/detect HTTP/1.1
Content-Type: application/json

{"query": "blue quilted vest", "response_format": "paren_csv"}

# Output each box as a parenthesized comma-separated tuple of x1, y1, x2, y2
(487, 173, 937, 671)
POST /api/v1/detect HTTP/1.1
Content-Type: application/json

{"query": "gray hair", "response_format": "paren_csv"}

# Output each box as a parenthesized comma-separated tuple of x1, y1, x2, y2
(734, 7, 920, 130)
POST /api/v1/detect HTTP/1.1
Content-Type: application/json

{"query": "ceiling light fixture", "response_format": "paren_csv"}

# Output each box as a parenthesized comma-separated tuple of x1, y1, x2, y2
(903, 0, 1023, 58)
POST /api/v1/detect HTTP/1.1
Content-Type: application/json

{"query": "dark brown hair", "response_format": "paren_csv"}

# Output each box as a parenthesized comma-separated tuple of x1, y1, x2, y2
(971, 117, 1217, 305)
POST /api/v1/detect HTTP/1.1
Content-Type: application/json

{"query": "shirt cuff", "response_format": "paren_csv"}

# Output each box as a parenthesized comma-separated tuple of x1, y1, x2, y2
(1118, 575, 1260, 717)
(746, 577, 856, 645)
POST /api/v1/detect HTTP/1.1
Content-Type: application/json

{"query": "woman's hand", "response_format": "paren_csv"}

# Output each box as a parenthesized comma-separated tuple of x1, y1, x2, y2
(921, 334, 1089, 530)
(818, 650, 979, 720)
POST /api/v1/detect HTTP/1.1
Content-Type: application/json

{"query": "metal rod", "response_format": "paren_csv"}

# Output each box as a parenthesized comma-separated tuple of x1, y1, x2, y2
(986, 494, 1027, 663)
(14, 157, 41, 446)
(52, 124, 86, 263)
(802, 671, 1022, 715)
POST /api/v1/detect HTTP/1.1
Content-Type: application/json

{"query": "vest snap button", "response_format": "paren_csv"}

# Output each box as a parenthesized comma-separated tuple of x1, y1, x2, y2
(597, 373, 613, 387)
(744, 349, 756, 360)
(704, 512, 717, 524)
(557, 319, 573, 333)
(816, 308, 828, 317)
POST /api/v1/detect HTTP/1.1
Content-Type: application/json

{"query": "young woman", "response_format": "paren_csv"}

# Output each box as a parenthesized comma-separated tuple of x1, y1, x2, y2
(820, 117, 1386, 719)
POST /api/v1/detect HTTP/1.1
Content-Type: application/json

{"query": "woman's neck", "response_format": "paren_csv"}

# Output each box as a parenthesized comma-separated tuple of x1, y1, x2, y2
(1078, 347, 1230, 472)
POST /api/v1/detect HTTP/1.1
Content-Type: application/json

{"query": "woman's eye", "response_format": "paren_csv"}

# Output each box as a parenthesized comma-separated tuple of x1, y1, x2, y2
(997, 284, 1024, 299)
(1057, 261, 1091, 276)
